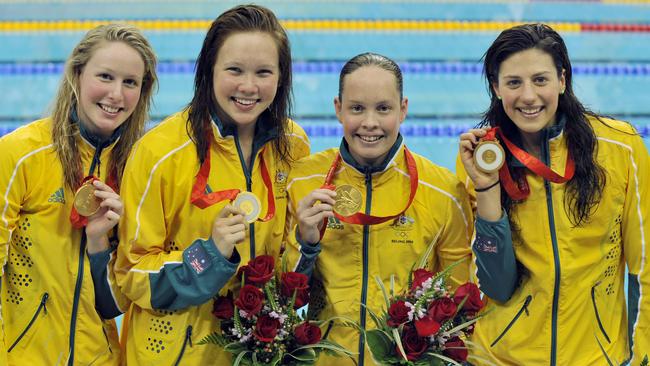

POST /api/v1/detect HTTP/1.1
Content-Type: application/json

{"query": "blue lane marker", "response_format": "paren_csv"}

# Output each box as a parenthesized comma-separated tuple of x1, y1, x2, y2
(1, 61, 650, 76)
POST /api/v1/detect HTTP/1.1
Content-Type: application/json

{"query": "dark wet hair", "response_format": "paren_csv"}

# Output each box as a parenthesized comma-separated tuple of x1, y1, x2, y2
(338, 52, 403, 101)
(187, 4, 293, 164)
(481, 23, 606, 227)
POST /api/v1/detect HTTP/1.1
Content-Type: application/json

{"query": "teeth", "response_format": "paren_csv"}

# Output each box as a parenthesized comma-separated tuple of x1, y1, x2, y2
(520, 107, 542, 114)
(234, 97, 256, 106)
(99, 104, 120, 113)
(359, 135, 381, 142)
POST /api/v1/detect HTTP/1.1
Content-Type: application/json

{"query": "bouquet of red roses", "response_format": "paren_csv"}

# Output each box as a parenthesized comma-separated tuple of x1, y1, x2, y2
(199, 255, 353, 366)
(365, 248, 486, 365)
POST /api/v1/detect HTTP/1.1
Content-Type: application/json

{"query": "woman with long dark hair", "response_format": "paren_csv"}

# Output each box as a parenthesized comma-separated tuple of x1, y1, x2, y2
(458, 23, 649, 364)
(115, 5, 310, 365)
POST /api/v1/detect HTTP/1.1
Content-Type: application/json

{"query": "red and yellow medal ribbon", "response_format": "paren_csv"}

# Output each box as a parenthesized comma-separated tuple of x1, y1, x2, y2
(69, 171, 118, 229)
(318, 147, 419, 239)
(493, 127, 575, 200)
(190, 129, 275, 222)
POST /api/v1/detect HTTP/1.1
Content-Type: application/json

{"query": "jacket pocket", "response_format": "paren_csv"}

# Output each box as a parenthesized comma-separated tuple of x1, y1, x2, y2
(491, 295, 532, 347)
(173, 325, 193, 366)
(8, 292, 49, 352)
(591, 283, 611, 343)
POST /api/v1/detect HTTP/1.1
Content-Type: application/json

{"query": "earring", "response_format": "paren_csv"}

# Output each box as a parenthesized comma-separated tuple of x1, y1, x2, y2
(496, 95, 502, 100)
(560, 89, 565, 95)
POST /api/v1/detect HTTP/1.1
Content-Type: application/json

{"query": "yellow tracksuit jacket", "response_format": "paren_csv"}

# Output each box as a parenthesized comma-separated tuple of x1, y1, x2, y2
(284, 136, 473, 366)
(457, 117, 650, 365)
(115, 110, 310, 365)
(0, 118, 126, 365)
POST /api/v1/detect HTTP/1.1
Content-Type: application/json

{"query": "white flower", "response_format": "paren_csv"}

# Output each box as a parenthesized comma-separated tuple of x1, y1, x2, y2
(239, 309, 248, 318)
(269, 311, 288, 324)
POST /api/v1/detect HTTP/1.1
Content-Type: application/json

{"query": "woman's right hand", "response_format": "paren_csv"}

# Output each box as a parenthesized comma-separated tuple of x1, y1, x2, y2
(211, 204, 248, 259)
(296, 188, 337, 245)
(459, 128, 500, 190)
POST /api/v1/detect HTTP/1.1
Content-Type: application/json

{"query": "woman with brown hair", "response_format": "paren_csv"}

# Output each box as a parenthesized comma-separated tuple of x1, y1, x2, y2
(116, 4, 309, 365)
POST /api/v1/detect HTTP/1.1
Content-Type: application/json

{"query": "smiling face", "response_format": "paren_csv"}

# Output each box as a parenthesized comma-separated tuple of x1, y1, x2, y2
(493, 48, 566, 142)
(335, 65, 408, 167)
(212, 31, 280, 133)
(77, 41, 145, 138)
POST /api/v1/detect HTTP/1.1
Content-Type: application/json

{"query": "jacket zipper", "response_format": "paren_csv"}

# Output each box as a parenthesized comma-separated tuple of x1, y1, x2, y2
(174, 326, 193, 366)
(67, 234, 87, 365)
(234, 133, 257, 259)
(490, 295, 532, 347)
(591, 283, 611, 343)
(8, 292, 49, 352)
(358, 170, 372, 366)
(543, 140, 561, 366)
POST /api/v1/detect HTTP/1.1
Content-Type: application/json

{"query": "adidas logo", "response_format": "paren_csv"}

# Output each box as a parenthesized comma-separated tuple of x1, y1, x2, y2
(48, 188, 65, 204)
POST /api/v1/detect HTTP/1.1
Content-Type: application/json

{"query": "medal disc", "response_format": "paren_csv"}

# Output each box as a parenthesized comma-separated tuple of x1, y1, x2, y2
(73, 182, 101, 217)
(234, 192, 261, 223)
(474, 140, 505, 173)
(333, 185, 362, 216)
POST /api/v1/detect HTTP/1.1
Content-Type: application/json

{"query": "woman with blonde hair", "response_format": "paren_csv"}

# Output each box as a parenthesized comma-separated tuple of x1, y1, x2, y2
(0, 23, 157, 364)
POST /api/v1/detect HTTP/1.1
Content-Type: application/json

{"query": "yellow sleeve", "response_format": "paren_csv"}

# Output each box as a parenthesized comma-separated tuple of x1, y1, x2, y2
(116, 142, 239, 311)
(622, 133, 650, 365)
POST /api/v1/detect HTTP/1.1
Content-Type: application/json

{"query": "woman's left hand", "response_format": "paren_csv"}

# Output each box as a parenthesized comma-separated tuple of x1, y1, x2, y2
(85, 180, 123, 254)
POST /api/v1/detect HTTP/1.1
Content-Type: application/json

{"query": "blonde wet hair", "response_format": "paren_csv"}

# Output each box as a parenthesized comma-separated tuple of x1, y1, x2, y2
(52, 23, 158, 191)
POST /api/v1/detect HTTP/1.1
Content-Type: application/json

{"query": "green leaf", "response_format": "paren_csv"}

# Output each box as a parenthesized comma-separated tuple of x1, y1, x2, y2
(375, 275, 391, 311)
(287, 348, 317, 362)
(392, 328, 408, 362)
(641, 355, 649, 366)
(365, 329, 394, 362)
(225, 342, 247, 355)
(233, 351, 252, 366)
(293, 340, 356, 357)
(595, 335, 615, 366)
(390, 275, 395, 298)
(424, 351, 462, 365)
(417, 227, 442, 269)
(196, 331, 229, 346)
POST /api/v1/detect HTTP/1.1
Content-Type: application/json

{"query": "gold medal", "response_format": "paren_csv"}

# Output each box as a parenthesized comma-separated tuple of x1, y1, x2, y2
(233, 192, 261, 223)
(333, 185, 363, 217)
(73, 182, 101, 217)
(474, 140, 505, 173)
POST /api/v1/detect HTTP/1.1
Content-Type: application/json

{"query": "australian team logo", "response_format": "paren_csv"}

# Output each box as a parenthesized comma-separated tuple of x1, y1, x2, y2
(274, 170, 288, 197)
(390, 214, 414, 244)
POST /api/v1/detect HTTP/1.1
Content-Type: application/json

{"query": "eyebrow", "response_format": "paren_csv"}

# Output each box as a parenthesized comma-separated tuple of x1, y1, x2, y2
(96, 66, 143, 80)
(502, 71, 553, 79)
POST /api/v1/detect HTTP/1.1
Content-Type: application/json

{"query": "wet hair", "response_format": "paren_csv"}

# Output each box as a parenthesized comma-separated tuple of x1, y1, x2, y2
(187, 4, 293, 164)
(338, 52, 403, 101)
(481, 23, 606, 227)
(52, 23, 158, 192)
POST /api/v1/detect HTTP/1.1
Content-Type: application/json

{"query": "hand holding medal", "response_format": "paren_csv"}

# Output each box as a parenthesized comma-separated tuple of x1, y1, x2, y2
(459, 128, 502, 191)
(77, 179, 123, 254)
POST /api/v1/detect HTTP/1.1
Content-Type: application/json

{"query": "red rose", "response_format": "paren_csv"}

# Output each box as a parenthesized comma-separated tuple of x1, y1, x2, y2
(414, 317, 441, 337)
(411, 268, 434, 291)
(239, 255, 275, 286)
(294, 321, 322, 345)
(387, 300, 410, 327)
(396, 326, 427, 361)
(281, 272, 310, 308)
(427, 297, 458, 323)
(235, 285, 264, 317)
(453, 283, 484, 315)
(212, 292, 234, 319)
(443, 336, 468, 362)
(253, 315, 280, 343)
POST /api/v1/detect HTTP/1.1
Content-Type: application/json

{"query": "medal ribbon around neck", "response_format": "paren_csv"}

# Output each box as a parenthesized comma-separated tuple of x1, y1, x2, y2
(318, 147, 419, 239)
(493, 127, 575, 200)
(190, 129, 275, 222)
(69, 171, 118, 229)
